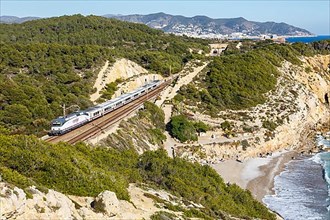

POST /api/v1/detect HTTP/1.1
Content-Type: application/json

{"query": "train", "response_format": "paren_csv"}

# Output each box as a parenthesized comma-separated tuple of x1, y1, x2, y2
(49, 80, 161, 135)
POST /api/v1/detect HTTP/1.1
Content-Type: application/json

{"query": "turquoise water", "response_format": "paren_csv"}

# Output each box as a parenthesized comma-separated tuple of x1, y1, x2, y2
(315, 135, 330, 197)
(263, 135, 330, 219)
(286, 35, 330, 43)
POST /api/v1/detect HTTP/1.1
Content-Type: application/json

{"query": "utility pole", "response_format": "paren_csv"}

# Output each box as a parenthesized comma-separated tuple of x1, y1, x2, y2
(61, 104, 80, 116)
(62, 103, 66, 116)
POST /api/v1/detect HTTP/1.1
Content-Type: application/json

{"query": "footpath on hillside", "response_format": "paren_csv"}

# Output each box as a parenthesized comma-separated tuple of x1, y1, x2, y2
(155, 61, 209, 157)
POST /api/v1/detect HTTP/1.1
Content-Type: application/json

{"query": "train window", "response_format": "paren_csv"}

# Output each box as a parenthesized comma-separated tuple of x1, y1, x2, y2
(52, 121, 62, 126)
(93, 111, 100, 116)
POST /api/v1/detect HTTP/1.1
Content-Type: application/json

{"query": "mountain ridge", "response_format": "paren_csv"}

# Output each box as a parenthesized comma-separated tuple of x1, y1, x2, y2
(0, 15, 40, 23)
(1, 13, 312, 37)
(104, 12, 312, 37)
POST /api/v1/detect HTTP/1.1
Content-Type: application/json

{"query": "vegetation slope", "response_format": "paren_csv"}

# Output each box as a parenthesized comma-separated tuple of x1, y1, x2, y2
(176, 40, 330, 115)
(0, 130, 275, 219)
(0, 14, 208, 135)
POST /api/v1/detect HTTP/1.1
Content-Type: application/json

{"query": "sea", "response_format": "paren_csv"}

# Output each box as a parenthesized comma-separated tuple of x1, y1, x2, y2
(285, 35, 330, 43)
(263, 134, 330, 220)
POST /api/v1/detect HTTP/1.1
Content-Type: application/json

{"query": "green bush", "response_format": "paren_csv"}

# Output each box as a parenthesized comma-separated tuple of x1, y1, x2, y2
(168, 115, 198, 142)
(148, 128, 167, 145)
(143, 101, 165, 129)
(221, 121, 232, 131)
(193, 121, 210, 133)
(100, 82, 118, 100)
(262, 120, 277, 131)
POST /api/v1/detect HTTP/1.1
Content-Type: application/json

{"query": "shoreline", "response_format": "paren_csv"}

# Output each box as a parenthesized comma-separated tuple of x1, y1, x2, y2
(211, 150, 298, 202)
(211, 119, 329, 203)
(246, 150, 297, 201)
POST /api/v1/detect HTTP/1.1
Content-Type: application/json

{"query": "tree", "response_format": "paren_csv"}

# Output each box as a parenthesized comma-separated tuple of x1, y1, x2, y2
(2, 104, 32, 126)
(168, 115, 197, 142)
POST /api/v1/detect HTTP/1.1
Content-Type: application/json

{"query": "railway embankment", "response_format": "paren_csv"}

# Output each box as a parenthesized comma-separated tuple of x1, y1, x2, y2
(88, 60, 209, 149)
(90, 58, 162, 103)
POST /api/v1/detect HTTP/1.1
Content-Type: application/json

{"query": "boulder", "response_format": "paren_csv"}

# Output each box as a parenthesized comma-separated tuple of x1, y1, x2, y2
(92, 191, 119, 216)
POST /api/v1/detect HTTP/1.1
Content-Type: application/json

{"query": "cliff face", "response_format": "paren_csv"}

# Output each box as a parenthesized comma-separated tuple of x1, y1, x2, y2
(90, 58, 162, 103)
(177, 55, 330, 162)
(245, 54, 330, 156)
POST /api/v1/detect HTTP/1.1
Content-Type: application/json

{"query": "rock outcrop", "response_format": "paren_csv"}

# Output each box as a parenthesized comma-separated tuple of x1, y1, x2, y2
(90, 58, 162, 103)
(0, 182, 200, 220)
(176, 55, 330, 162)
(92, 191, 119, 216)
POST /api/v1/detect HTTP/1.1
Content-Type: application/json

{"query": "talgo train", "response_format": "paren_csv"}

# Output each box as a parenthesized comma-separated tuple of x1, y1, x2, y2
(49, 80, 161, 135)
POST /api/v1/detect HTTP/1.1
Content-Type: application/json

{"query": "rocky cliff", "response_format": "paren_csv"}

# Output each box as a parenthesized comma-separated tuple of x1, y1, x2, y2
(176, 54, 330, 162)
(0, 182, 204, 220)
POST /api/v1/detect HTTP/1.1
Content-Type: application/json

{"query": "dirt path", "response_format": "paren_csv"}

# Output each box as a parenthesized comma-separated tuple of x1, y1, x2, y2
(158, 61, 209, 157)
(90, 60, 110, 102)
(155, 62, 209, 107)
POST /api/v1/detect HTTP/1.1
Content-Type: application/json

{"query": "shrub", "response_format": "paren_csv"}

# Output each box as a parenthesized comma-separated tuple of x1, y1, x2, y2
(194, 121, 210, 133)
(262, 120, 277, 131)
(143, 101, 165, 129)
(221, 121, 232, 131)
(148, 128, 167, 145)
(168, 115, 197, 142)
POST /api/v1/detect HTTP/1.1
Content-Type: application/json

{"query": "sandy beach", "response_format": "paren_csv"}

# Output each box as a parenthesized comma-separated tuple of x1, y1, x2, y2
(211, 150, 298, 202)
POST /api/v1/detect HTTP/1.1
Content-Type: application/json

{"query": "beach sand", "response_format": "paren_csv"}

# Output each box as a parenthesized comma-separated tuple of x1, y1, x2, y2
(211, 150, 298, 202)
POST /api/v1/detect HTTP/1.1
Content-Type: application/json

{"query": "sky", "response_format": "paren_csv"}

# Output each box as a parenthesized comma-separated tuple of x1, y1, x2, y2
(1, 0, 329, 35)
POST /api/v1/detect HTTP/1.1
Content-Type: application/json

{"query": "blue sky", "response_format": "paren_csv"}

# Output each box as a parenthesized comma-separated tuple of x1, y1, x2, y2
(1, 0, 329, 35)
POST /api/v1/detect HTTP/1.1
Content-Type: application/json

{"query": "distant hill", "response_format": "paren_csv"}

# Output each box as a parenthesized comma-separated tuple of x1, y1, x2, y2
(0, 15, 40, 23)
(104, 12, 312, 37)
(1, 13, 312, 37)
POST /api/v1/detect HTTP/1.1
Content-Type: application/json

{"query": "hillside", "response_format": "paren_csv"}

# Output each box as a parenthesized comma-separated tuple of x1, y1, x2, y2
(0, 131, 275, 219)
(0, 14, 278, 219)
(105, 12, 312, 37)
(169, 40, 330, 162)
(0, 14, 208, 135)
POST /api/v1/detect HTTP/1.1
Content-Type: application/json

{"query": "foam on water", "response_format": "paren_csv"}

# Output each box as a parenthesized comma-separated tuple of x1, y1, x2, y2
(263, 156, 330, 219)
(263, 134, 330, 219)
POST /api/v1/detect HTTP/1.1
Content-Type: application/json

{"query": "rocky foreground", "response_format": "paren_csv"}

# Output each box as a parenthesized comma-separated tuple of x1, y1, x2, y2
(0, 182, 205, 220)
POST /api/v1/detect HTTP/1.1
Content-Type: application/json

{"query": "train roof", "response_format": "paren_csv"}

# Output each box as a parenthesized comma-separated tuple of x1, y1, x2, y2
(101, 80, 160, 102)
(52, 111, 84, 124)
(84, 105, 102, 113)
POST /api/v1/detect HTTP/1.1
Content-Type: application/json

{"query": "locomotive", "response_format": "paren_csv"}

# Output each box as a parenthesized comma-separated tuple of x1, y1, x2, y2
(49, 80, 161, 135)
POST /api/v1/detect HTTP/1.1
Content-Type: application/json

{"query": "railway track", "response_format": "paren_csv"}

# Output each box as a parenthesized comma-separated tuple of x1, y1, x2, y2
(46, 81, 169, 144)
